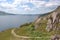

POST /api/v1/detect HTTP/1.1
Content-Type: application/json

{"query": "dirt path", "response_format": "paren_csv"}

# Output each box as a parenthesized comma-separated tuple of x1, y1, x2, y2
(11, 29, 51, 38)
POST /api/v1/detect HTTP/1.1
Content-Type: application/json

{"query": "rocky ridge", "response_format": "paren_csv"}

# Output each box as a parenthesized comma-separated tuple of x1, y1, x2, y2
(34, 6, 60, 40)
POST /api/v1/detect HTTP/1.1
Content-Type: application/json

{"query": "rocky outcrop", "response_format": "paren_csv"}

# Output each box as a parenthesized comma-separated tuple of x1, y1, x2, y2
(46, 12, 60, 32)
(51, 34, 60, 40)
(34, 6, 60, 30)
(46, 16, 53, 32)
(34, 6, 60, 40)
(34, 17, 42, 29)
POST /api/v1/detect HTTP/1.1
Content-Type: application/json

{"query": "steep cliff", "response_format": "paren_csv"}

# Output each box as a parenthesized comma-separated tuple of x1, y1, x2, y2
(34, 6, 60, 30)
(34, 6, 60, 40)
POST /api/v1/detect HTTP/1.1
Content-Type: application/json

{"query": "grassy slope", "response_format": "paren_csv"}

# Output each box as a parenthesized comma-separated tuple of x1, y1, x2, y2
(0, 29, 12, 40)
(14, 18, 60, 40)
(0, 19, 60, 40)
(14, 20, 53, 40)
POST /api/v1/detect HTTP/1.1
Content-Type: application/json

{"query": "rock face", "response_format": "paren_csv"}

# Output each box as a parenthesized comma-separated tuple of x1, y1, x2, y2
(34, 17, 42, 29)
(46, 16, 53, 32)
(34, 6, 60, 30)
(34, 6, 60, 40)
(46, 12, 60, 32)
(51, 34, 60, 40)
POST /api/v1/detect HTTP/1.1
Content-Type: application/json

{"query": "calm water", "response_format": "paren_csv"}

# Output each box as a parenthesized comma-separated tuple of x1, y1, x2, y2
(0, 15, 38, 31)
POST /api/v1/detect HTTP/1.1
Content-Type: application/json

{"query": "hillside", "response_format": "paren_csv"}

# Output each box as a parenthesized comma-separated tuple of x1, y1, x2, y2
(34, 6, 60, 28)
(0, 11, 15, 15)
(0, 6, 60, 40)
(14, 6, 60, 40)
(39, 6, 60, 17)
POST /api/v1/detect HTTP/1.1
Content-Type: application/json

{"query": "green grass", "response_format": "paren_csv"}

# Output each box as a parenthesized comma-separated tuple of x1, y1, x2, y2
(14, 19, 60, 40)
(0, 29, 12, 40)
(0, 19, 60, 40)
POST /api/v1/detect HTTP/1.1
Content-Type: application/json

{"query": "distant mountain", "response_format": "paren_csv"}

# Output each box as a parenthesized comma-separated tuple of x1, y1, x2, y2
(0, 11, 15, 15)
(0, 11, 40, 15)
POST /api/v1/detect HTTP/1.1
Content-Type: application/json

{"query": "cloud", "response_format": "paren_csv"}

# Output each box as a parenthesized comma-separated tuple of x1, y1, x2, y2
(0, 3, 15, 9)
(45, 2, 59, 7)
(0, 0, 60, 14)
(45, 0, 60, 7)
(20, 5, 32, 11)
(30, 1, 46, 8)
(0, 0, 6, 1)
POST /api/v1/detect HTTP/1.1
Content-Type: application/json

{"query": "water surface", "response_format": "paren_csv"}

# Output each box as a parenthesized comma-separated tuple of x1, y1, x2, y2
(0, 15, 38, 31)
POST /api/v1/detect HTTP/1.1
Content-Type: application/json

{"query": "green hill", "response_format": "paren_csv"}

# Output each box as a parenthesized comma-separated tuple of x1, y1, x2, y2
(0, 6, 60, 40)
(13, 6, 60, 40)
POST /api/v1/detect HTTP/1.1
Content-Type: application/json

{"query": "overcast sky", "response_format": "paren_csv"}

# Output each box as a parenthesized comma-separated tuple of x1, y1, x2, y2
(0, 0, 60, 14)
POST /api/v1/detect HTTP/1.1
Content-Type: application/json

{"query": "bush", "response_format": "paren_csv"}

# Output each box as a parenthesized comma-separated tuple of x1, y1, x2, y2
(20, 22, 32, 27)
(26, 24, 35, 32)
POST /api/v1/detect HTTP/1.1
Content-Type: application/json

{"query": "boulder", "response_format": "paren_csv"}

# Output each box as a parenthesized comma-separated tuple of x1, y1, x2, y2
(46, 18, 53, 32)
(51, 34, 60, 40)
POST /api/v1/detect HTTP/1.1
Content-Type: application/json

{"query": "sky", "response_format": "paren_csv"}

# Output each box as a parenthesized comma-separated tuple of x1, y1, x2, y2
(0, 0, 60, 14)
